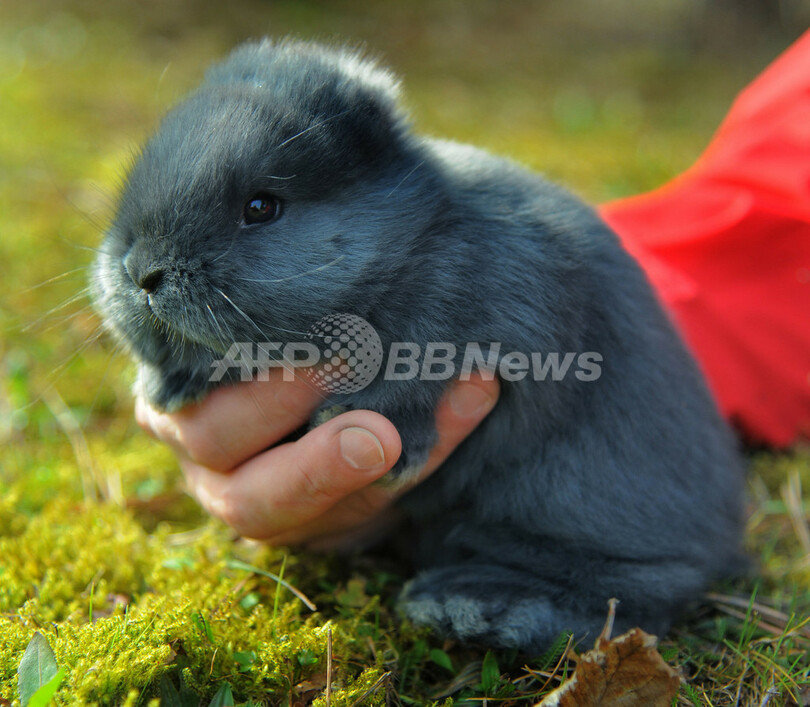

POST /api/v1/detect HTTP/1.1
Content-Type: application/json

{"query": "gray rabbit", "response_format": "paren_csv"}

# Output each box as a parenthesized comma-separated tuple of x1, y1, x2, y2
(93, 38, 747, 653)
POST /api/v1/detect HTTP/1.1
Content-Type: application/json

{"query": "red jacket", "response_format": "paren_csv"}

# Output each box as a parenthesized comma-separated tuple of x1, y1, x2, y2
(600, 30, 810, 446)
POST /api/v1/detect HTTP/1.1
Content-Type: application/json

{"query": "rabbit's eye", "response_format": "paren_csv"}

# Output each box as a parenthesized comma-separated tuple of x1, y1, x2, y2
(243, 193, 282, 225)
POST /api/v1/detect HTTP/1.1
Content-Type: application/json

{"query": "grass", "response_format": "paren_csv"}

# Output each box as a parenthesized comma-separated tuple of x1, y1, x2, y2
(1, 0, 809, 704)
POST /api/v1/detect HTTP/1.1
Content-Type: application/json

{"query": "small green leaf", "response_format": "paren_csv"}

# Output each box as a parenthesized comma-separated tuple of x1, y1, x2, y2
(296, 648, 319, 667)
(159, 675, 198, 707)
(159, 675, 183, 707)
(17, 632, 59, 707)
(135, 477, 165, 499)
(334, 578, 368, 608)
(208, 682, 234, 707)
(409, 639, 427, 662)
(429, 648, 455, 673)
(239, 592, 260, 611)
(162, 556, 196, 570)
(480, 650, 501, 694)
(233, 650, 258, 671)
(27, 669, 65, 707)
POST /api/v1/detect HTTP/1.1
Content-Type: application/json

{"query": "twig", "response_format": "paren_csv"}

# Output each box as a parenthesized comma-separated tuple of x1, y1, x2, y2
(226, 559, 317, 611)
(782, 471, 810, 555)
(758, 684, 781, 707)
(707, 594, 810, 640)
(208, 647, 218, 678)
(530, 633, 575, 694)
(41, 386, 100, 502)
(431, 660, 484, 699)
(326, 627, 333, 707)
(348, 671, 392, 707)
(711, 605, 806, 639)
(598, 598, 619, 643)
(733, 662, 749, 707)
(706, 593, 791, 625)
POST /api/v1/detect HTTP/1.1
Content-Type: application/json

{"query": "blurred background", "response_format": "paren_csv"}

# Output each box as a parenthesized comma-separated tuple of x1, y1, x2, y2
(0, 0, 807, 497)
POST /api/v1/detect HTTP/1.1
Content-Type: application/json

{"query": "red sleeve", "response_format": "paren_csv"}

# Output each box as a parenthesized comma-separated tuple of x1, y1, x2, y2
(599, 30, 810, 447)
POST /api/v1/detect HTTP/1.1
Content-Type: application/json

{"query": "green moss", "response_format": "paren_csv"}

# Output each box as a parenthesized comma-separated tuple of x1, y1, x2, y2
(0, 499, 407, 704)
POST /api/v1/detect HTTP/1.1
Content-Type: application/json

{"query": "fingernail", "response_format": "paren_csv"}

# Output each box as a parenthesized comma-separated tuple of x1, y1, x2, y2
(340, 427, 385, 470)
(448, 383, 496, 418)
(145, 406, 179, 443)
(137, 400, 161, 433)
(134, 396, 151, 428)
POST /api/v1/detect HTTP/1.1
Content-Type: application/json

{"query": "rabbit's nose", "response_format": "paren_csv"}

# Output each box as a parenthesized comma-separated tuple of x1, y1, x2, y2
(124, 251, 165, 293)
(137, 268, 164, 293)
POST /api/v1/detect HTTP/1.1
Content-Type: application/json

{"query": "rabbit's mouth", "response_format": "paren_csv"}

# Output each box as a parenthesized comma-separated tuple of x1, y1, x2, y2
(144, 298, 238, 360)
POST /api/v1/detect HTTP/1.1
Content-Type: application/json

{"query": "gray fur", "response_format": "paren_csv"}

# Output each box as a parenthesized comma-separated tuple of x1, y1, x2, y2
(93, 38, 747, 653)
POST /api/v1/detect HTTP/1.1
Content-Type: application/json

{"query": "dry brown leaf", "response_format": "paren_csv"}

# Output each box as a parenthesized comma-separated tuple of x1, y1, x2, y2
(536, 602, 681, 707)
(293, 671, 328, 703)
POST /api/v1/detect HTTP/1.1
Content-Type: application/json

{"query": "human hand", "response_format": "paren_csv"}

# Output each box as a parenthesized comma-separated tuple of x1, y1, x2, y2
(135, 371, 499, 549)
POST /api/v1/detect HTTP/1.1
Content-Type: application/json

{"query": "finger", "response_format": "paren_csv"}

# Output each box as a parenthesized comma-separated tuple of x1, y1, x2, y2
(420, 372, 500, 479)
(181, 409, 402, 539)
(248, 373, 500, 546)
(266, 503, 403, 550)
(136, 370, 326, 471)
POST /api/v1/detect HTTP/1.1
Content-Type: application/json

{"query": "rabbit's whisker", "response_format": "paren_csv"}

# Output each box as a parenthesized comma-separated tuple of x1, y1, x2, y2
(276, 110, 350, 149)
(238, 255, 345, 284)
